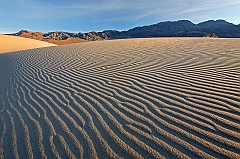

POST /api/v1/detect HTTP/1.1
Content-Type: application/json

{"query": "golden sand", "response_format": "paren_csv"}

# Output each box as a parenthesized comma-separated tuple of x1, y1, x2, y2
(0, 35, 56, 54)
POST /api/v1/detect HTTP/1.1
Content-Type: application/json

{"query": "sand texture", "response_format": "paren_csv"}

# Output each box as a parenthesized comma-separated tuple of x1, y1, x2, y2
(0, 38, 239, 159)
(0, 35, 56, 54)
(48, 38, 89, 45)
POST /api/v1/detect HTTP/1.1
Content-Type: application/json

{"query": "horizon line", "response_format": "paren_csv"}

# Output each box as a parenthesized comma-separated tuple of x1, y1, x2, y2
(1, 19, 239, 34)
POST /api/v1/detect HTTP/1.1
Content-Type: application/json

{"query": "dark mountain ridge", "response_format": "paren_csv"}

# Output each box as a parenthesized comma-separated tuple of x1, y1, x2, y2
(9, 20, 240, 42)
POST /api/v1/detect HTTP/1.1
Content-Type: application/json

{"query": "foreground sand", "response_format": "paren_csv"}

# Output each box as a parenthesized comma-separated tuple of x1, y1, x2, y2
(0, 38, 239, 159)
(0, 35, 56, 54)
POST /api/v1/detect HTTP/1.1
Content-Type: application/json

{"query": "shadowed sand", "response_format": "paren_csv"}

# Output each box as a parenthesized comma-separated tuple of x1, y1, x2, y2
(0, 35, 56, 54)
(0, 38, 239, 159)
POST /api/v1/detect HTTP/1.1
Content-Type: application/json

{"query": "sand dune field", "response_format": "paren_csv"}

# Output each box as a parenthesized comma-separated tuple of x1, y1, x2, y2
(0, 38, 239, 159)
(0, 35, 56, 54)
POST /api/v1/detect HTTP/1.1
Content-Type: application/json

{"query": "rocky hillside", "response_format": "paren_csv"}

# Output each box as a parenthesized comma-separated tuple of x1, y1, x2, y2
(13, 30, 44, 40)
(103, 20, 240, 38)
(9, 20, 240, 43)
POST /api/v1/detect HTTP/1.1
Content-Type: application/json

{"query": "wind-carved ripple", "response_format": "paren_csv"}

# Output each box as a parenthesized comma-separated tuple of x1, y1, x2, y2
(0, 38, 239, 159)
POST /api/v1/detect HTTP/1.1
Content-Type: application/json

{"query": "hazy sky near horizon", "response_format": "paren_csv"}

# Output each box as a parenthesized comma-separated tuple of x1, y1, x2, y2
(0, 0, 239, 33)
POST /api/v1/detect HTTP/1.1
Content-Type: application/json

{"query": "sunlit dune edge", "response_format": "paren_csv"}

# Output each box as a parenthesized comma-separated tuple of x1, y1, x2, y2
(0, 38, 239, 159)
(0, 35, 56, 54)
(48, 37, 89, 45)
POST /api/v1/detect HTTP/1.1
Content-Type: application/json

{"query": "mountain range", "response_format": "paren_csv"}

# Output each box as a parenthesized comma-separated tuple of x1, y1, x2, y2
(8, 20, 240, 43)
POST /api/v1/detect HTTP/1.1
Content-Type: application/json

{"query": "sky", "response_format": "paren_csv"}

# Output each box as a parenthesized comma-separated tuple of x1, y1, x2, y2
(0, 0, 239, 33)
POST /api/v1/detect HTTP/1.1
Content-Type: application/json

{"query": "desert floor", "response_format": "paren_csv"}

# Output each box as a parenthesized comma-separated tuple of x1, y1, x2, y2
(0, 35, 56, 54)
(0, 38, 239, 159)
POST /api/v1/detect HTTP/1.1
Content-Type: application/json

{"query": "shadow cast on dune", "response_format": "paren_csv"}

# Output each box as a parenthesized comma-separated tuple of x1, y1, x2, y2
(0, 38, 239, 159)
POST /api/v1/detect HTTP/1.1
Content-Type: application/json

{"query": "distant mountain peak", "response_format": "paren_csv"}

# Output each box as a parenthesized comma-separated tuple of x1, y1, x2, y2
(198, 19, 234, 25)
(9, 19, 240, 42)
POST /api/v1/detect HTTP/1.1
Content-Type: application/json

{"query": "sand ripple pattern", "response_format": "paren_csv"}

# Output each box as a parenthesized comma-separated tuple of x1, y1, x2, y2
(0, 38, 239, 159)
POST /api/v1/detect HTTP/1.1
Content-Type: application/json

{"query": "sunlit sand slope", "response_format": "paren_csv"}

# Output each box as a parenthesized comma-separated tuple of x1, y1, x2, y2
(0, 35, 56, 54)
(0, 38, 239, 159)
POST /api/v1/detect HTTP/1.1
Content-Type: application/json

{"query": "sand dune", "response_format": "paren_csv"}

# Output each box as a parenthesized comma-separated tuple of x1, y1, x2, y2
(0, 38, 239, 159)
(0, 35, 56, 54)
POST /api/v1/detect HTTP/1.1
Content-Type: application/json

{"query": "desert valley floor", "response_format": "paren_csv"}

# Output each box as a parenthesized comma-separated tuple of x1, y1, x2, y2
(0, 38, 239, 159)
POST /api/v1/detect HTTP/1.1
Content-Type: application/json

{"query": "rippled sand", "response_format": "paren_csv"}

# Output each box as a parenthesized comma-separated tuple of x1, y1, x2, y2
(0, 38, 239, 159)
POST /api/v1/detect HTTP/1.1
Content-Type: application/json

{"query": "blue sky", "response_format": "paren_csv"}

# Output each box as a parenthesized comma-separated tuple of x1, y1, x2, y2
(0, 0, 239, 33)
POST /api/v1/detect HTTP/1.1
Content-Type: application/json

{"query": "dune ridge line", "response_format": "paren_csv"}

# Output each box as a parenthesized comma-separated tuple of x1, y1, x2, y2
(0, 35, 56, 54)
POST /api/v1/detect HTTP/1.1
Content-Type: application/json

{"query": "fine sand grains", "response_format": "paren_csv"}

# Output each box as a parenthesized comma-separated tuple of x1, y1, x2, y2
(0, 38, 239, 159)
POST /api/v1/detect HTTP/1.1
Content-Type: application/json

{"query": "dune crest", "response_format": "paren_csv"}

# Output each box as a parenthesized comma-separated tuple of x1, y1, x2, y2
(0, 35, 56, 54)
(0, 38, 239, 159)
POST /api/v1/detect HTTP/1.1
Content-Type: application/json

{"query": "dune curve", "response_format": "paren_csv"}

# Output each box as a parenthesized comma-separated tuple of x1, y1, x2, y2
(0, 35, 56, 54)
(0, 38, 239, 159)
